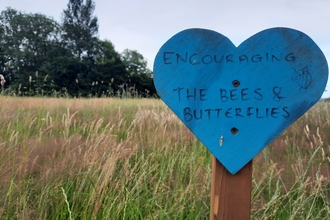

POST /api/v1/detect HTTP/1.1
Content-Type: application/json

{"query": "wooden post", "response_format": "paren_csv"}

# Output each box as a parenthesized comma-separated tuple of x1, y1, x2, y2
(210, 156, 253, 220)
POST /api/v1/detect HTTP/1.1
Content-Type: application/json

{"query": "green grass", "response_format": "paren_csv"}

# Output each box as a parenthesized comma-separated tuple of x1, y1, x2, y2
(0, 97, 329, 219)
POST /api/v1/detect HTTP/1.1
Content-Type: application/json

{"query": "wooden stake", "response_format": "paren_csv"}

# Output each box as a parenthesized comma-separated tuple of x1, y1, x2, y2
(210, 156, 253, 220)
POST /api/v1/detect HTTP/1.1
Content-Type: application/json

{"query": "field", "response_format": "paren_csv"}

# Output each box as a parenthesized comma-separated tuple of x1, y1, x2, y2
(0, 96, 329, 219)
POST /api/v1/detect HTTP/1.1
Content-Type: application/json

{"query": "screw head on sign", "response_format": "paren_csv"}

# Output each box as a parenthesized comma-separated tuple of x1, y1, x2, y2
(232, 80, 240, 87)
(231, 127, 239, 135)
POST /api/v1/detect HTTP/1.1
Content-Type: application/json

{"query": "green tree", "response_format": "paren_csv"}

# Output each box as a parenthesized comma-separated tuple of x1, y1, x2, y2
(0, 4, 156, 97)
(61, 0, 99, 95)
(94, 40, 129, 96)
(62, 0, 98, 59)
(40, 41, 80, 96)
(0, 8, 62, 94)
(121, 49, 156, 96)
(121, 49, 152, 77)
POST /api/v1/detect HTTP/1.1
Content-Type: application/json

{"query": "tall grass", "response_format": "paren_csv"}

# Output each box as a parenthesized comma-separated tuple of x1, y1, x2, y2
(2, 74, 151, 99)
(0, 97, 329, 219)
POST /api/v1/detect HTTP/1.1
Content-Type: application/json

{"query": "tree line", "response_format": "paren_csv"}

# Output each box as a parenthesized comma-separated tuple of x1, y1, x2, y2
(0, 0, 156, 97)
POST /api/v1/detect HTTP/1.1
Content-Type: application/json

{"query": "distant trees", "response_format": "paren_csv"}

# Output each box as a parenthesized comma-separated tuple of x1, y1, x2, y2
(94, 40, 129, 96)
(121, 49, 154, 96)
(0, 8, 61, 91)
(0, 1, 155, 97)
(62, 0, 99, 60)
(61, 0, 100, 96)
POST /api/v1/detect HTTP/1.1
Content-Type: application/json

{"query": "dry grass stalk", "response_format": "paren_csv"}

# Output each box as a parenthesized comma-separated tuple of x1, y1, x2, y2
(0, 97, 329, 219)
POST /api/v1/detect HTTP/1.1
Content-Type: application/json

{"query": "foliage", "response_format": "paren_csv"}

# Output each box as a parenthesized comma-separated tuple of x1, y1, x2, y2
(0, 2, 156, 97)
(93, 40, 130, 97)
(121, 49, 152, 77)
(121, 49, 156, 97)
(61, 0, 99, 60)
(0, 8, 61, 88)
(0, 97, 329, 219)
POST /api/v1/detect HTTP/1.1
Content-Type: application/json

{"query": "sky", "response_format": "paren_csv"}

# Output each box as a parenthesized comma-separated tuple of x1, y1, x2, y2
(1, 0, 330, 98)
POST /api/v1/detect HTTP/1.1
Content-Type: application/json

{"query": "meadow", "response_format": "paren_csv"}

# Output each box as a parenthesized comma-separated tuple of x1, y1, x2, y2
(0, 96, 329, 219)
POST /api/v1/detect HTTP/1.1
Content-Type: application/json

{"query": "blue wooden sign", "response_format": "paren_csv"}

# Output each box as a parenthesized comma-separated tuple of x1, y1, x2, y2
(153, 28, 328, 174)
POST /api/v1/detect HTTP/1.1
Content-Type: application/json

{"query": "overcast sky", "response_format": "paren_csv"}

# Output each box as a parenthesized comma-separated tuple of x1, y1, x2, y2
(1, 0, 330, 97)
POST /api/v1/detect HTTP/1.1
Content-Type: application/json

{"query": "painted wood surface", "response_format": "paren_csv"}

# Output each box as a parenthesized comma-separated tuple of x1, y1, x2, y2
(153, 28, 328, 174)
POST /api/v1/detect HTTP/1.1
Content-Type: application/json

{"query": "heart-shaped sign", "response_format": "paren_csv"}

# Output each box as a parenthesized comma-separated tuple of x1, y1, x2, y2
(153, 28, 328, 174)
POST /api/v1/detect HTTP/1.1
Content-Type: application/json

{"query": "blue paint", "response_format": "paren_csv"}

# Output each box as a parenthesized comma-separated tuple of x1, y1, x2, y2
(153, 28, 328, 174)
